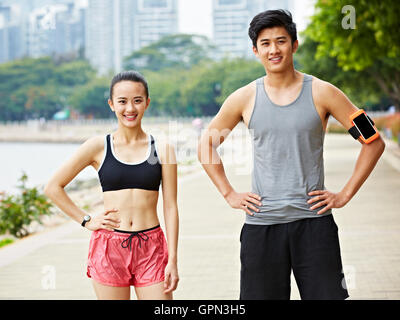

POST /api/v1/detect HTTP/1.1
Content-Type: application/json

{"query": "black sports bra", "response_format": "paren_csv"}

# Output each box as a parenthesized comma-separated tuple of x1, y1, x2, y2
(98, 133, 162, 192)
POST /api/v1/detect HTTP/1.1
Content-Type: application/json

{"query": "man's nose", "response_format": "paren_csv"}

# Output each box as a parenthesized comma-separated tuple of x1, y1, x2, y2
(269, 42, 280, 54)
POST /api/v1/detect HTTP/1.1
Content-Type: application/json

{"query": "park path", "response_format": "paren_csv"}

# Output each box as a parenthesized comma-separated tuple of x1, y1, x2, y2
(0, 133, 399, 299)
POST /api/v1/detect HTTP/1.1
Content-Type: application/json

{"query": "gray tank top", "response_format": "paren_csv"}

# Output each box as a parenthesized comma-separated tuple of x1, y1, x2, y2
(246, 73, 332, 225)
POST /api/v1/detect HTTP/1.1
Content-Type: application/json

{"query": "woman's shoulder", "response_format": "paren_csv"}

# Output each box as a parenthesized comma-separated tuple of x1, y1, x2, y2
(80, 135, 107, 155)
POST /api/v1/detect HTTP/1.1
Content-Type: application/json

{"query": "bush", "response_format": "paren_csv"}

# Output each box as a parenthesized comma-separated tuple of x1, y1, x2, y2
(0, 238, 14, 248)
(0, 173, 53, 238)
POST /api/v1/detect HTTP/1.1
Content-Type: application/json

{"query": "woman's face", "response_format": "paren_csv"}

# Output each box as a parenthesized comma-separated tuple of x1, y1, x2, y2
(108, 80, 150, 128)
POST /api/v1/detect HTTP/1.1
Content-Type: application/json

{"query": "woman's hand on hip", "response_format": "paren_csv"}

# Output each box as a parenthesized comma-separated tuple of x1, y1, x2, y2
(85, 208, 120, 231)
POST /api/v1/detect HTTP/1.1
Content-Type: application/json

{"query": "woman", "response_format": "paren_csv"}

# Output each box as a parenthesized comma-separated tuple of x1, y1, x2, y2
(45, 71, 179, 300)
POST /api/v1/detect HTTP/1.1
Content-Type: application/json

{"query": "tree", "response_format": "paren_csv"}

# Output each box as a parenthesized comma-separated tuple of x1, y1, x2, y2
(124, 34, 217, 72)
(305, 0, 400, 109)
(295, 37, 385, 109)
(68, 77, 113, 118)
(0, 57, 97, 121)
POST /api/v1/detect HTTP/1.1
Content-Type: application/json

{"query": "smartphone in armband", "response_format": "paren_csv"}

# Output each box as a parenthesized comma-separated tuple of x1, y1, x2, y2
(348, 109, 380, 144)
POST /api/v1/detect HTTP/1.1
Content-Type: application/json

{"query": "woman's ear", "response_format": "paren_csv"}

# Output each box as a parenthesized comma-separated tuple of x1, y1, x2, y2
(108, 99, 114, 112)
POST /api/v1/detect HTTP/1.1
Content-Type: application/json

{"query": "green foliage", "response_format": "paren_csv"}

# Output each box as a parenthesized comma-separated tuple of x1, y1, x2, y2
(0, 238, 14, 248)
(0, 173, 53, 238)
(306, 0, 400, 70)
(0, 57, 96, 121)
(304, 0, 400, 109)
(68, 77, 113, 118)
(295, 37, 383, 109)
(124, 34, 216, 72)
(141, 58, 265, 117)
(0, 34, 265, 119)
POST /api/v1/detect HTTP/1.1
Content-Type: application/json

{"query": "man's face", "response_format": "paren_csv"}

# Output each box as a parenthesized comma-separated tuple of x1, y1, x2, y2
(253, 26, 298, 73)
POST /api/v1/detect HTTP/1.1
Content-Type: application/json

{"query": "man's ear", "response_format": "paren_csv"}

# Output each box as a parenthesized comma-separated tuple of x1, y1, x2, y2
(292, 39, 299, 53)
(108, 99, 114, 112)
(252, 45, 259, 58)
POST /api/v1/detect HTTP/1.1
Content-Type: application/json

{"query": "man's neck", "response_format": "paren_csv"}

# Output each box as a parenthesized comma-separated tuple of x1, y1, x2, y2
(264, 67, 301, 89)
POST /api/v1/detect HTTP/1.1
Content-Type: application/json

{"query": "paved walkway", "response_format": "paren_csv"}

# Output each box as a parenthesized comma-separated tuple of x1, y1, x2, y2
(0, 133, 399, 300)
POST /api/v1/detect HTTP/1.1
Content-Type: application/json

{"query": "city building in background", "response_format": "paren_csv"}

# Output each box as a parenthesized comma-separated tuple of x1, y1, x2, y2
(0, 3, 32, 63)
(133, 0, 178, 50)
(0, 0, 85, 63)
(28, 3, 85, 58)
(1, 0, 297, 70)
(85, 0, 178, 74)
(212, 0, 292, 58)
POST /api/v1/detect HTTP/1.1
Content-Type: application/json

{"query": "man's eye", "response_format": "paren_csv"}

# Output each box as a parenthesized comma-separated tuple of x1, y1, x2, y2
(118, 101, 126, 104)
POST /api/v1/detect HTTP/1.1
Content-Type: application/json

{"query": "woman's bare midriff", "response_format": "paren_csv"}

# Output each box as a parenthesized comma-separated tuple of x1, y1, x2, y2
(102, 188, 160, 231)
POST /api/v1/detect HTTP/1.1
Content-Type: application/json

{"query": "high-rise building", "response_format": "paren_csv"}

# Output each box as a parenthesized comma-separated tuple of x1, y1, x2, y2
(86, 0, 120, 75)
(28, 3, 85, 58)
(0, 1, 85, 64)
(212, 0, 292, 58)
(85, 0, 178, 74)
(0, 5, 25, 63)
(133, 0, 178, 50)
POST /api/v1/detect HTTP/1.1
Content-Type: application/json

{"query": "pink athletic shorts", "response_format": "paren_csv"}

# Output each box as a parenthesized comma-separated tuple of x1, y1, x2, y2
(87, 225, 168, 287)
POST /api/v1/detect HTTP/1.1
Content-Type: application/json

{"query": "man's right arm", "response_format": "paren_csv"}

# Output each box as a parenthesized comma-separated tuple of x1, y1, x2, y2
(197, 84, 261, 216)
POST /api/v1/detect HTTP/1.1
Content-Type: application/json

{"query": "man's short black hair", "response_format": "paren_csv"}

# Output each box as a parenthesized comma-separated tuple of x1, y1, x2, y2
(248, 9, 297, 47)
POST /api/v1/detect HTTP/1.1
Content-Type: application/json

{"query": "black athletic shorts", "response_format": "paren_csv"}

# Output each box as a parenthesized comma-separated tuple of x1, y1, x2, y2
(240, 214, 349, 300)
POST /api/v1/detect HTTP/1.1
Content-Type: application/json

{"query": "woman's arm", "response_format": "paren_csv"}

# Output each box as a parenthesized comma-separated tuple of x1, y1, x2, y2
(158, 139, 179, 293)
(44, 136, 120, 230)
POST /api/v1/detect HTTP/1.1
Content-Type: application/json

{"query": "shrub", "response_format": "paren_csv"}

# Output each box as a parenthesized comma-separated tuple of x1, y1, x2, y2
(0, 173, 53, 238)
(0, 238, 14, 248)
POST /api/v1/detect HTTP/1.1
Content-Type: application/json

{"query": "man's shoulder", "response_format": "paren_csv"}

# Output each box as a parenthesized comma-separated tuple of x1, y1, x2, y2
(309, 74, 342, 103)
(309, 74, 337, 93)
(228, 79, 257, 102)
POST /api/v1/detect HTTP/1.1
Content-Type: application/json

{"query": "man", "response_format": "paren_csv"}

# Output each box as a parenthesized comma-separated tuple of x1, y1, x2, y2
(197, 9, 385, 300)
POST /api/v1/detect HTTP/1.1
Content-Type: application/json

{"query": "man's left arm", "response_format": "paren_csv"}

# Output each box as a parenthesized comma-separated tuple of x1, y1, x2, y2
(308, 80, 386, 215)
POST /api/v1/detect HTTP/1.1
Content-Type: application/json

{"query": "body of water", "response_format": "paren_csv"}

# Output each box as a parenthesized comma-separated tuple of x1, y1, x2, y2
(0, 142, 98, 194)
